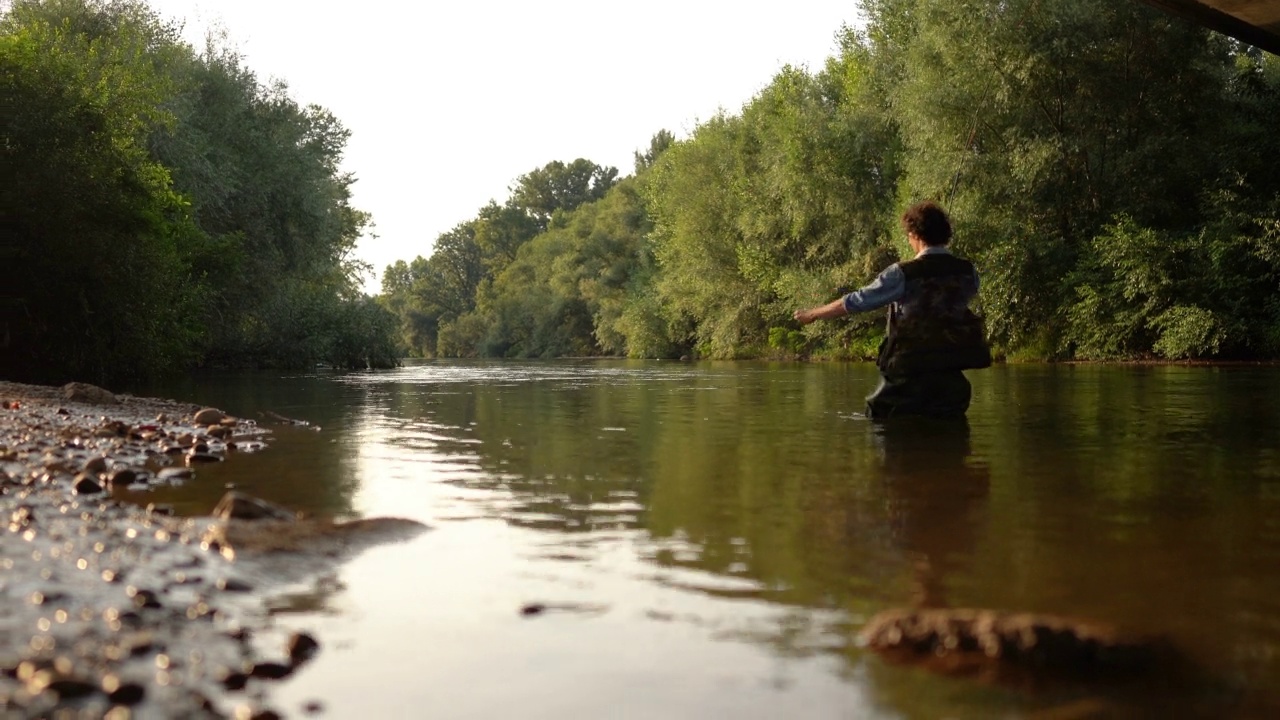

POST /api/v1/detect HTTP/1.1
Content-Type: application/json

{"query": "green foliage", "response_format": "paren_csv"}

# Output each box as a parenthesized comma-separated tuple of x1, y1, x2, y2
(884, 0, 1237, 355)
(510, 158, 619, 230)
(767, 327, 806, 356)
(372, 0, 1280, 364)
(380, 159, 624, 359)
(633, 129, 675, 174)
(470, 177, 652, 358)
(1, 0, 396, 382)
(1, 0, 203, 383)
(1151, 305, 1226, 360)
(639, 50, 903, 360)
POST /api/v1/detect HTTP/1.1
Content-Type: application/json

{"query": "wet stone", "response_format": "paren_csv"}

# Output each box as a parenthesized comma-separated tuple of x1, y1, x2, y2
(250, 662, 292, 681)
(73, 474, 103, 495)
(108, 468, 139, 486)
(186, 452, 222, 466)
(103, 676, 146, 705)
(157, 467, 193, 483)
(193, 408, 225, 425)
(212, 492, 295, 522)
(287, 632, 320, 665)
(48, 675, 101, 699)
(221, 670, 250, 691)
(63, 382, 118, 405)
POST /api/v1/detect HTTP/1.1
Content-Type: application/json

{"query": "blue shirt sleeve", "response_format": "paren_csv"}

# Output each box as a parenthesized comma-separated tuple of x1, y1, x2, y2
(842, 264, 906, 314)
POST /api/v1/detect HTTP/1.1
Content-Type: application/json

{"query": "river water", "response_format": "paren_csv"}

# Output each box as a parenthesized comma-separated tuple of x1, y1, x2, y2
(132, 361, 1280, 718)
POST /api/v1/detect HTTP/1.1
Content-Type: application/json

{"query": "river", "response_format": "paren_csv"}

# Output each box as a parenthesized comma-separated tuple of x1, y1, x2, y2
(128, 360, 1280, 718)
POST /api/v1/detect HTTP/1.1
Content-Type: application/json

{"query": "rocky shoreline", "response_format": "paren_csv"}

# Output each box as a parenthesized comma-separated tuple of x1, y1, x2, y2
(1, 381, 425, 718)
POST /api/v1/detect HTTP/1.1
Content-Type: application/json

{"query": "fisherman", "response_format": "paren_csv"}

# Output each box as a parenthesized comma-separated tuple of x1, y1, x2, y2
(793, 201, 990, 419)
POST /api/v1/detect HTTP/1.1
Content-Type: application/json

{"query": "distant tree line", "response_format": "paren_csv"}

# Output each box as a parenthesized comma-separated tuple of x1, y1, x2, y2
(7, 0, 1278, 381)
(2, 0, 399, 385)
(382, 0, 1280, 362)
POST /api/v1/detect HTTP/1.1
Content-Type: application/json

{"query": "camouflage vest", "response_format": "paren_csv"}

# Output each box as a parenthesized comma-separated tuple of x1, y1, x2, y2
(876, 252, 992, 374)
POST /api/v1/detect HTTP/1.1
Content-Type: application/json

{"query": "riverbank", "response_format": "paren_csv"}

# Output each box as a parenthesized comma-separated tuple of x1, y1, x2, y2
(0, 381, 423, 718)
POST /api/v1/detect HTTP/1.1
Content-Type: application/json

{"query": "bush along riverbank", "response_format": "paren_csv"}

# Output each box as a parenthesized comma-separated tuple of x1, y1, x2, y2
(0, 381, 426, 718)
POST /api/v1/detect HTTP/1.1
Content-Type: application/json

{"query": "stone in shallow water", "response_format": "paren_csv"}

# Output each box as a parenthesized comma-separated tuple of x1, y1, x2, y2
(250, 661, 292, 680)
(73, 474, 103, 495)
(193, 408, 226, 425)
(185, 452, 222, 466)
(156, 467, 193, 482)
(858, 607, 1172, 680)
(287, 632, 320, 665)
(108, 468, 139, 486)
(63, 382, 118, 405)
(212, 492, 296, 521)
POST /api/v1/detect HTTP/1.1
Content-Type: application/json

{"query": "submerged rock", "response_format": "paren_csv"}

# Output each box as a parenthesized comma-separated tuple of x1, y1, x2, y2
(212, 492, 297, 522)
(859, 607, 1173, 680)
(202, 515, 427, 557)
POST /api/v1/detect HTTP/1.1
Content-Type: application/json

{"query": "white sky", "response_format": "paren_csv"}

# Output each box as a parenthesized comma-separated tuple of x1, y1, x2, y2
(145, 1, 862, 293)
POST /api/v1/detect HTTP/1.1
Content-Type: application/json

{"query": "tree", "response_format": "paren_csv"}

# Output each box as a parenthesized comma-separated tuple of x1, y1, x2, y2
(511, 158, 619, 230)
(1, 0, 203, 383)
(2, 0, 395, 379)
(881, 0, 1234, 355)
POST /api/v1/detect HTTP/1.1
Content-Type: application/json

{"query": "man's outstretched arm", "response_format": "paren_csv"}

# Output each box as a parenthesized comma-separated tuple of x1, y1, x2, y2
(794, 299, 848, 325)
(794, 265, 906, 326)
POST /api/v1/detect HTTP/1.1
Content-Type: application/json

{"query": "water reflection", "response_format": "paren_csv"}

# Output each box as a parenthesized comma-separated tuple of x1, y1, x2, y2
(873, 418, 989, 610)
(135, 362, 1280, 718)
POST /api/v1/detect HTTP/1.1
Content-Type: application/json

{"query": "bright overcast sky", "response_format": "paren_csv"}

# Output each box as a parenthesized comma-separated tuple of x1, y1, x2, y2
(145, 1, 863, 292)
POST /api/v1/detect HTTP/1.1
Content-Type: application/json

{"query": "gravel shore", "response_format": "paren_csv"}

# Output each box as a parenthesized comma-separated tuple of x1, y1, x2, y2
(1, 381, 422, 719)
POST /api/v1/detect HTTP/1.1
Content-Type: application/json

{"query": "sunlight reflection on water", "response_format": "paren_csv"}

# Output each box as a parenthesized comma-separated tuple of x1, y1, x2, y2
(147, 361, 1280, 719)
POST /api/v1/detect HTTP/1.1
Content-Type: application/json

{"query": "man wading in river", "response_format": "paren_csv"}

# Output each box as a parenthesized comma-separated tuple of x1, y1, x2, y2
(794, 201, 991, 419)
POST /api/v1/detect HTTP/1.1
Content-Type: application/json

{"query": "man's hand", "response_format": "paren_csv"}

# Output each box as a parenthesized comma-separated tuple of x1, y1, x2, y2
(794, 299, 849, 326)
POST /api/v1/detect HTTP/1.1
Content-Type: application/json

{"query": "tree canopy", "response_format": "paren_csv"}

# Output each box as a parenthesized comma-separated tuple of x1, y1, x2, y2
(8, 0, 1279, 378)
(1, 0, 398, 385)
(383, 0, 1280, 363)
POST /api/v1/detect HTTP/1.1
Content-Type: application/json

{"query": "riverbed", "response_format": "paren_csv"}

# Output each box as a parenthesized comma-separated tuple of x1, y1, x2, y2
(122, 360, 1280, 718)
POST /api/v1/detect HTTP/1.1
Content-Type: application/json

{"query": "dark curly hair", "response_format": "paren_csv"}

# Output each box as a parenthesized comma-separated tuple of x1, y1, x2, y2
(901, 201, 952, 246)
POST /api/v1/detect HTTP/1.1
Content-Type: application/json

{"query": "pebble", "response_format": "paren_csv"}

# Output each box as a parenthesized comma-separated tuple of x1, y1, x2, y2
(250, 661, 293, 680)
(156, 467, 194, 483)
(287, 632, 320, 665)
(109, 468, 139, 486)
(193, 409, 225, 425)
(186, 453, 223, 466)
(0, 380, 276, 717)
(73, 474, 104, 495)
